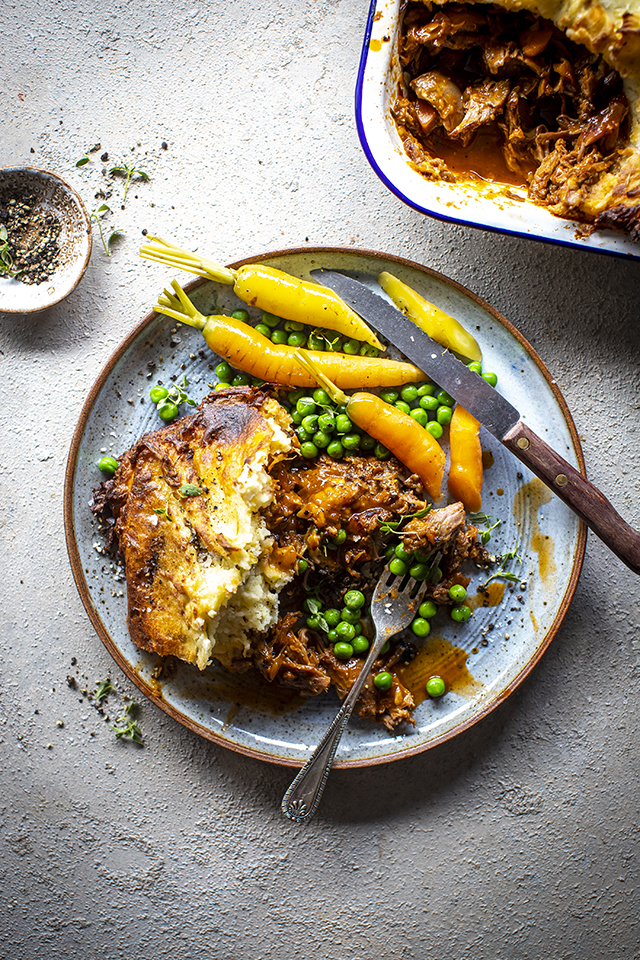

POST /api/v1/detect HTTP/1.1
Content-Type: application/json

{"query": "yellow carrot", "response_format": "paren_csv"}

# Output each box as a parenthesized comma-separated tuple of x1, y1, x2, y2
(153, 282, 423, 389)
(448, 405, 483, 512)
(377, 271, 482, 363)
(294, 349, 445, 501)
(140, 235, 384, 350)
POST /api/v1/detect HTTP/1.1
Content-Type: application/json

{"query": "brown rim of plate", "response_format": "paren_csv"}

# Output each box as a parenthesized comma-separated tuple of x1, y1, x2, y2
(0, 165, 93, 314)
(63, 245, 587, 769)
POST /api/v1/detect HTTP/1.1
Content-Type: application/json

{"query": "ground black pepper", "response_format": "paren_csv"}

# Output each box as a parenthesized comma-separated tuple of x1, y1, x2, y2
(0, 193, 62, 284)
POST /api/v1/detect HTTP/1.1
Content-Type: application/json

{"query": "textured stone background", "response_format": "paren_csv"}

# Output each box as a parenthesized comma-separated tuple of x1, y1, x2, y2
(2, 1, 639, 957)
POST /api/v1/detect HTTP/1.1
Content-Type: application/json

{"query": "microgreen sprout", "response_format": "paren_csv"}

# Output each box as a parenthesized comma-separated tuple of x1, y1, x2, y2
(378, 504, 432, 536)
(109, 160, 150, 203)
(76, 154, 91, 167)
(109, 701, 143, 744)
(153, 506, 172, 521)
(0, 225, 17, 278)
(469, 511, 502, 545)
(150, 375, 197, 422)
(95, 678, 114, 702)
(483, 544, 524, 587)
(90, 204, 122, 256)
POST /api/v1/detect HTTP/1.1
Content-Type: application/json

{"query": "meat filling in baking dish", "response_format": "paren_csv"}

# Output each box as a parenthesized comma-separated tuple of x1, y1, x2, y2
(392, 1, 640, 237)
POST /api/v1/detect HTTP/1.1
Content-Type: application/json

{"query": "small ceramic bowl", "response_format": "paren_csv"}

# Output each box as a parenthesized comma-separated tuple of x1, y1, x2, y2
(0, 166, 92, 313)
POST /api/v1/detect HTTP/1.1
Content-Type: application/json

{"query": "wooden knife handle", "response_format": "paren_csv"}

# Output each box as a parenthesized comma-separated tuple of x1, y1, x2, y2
(503, 421, 640, 576)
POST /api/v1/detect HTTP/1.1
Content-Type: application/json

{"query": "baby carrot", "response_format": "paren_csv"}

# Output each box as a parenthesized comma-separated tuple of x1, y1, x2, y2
(377, 271, 482, 363)
(294, 349, 445, 501)
(140, 235, 384, 350)
(448, 404, 483, 512)
(153, 282, 423, 389)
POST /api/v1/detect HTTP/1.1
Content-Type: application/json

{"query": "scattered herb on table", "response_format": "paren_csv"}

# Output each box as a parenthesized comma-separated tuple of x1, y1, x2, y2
(109, 701, 143, 744)
(469, 511, 502, 544)
(95, 678, 114, 701)
(109, 160, 149, 203)
(483, 544, 524, 587)
(90, 203, 122, 256)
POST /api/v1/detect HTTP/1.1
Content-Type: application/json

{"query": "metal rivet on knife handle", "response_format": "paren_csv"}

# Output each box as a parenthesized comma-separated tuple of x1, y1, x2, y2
(555, 474, 569, 487)
(517, 437, 530, 449)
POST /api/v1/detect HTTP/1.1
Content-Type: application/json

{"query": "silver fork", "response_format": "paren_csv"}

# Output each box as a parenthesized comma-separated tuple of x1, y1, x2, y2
(281, 569, 425, 822)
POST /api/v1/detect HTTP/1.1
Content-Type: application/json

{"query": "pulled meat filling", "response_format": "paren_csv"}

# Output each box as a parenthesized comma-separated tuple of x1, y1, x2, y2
(393, 1, 638, 235)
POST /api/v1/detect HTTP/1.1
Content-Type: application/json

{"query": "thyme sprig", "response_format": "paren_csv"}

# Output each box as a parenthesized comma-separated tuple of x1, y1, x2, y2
(483, 544, 524, 587)
(109, 160, 149, 203)
(469, 511, 502, 545)
(95, 678, 114, 701)
(378, 504, 432, 536)
(109, 701, 143, 744)
(90, 204, 122, 256)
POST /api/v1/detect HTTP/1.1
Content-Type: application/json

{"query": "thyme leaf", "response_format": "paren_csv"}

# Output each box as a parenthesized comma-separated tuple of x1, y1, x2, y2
(109, 702, 143, 744)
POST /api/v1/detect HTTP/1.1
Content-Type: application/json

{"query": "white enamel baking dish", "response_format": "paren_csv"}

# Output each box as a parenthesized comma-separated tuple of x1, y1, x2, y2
(355, 0, 640, 259)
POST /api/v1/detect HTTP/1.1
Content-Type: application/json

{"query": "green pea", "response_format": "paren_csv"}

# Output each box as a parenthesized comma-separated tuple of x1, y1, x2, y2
(411, 617, 431, 638)
(296, 397, 316, 417)
(157, 401, 179, 422)
(324, 333, 343, 352)
(296, 427, 313, 444)
(389, 558, 407, 576)
(324, 608, 341, 627)
(306, 614, 321, 630)
(284, 319, 304, 332)
(384, 545, 395, 560)
(352, 635, 369, 655)
(301, 414, 319, 433)
(332, 529, 347, 545)
(436, 389, 455, 406)
(426, 421, 444, 440)
(327, 629, 339, 643)
(313, 431, 331, 449)
(98, 455, 118, 476)
(215, 362, 233, 383)
(334, 642, 354, 660)
(291, 410, 304, 424)
(418, 599, 438, 619)
(214, 383, 228, 391)
(448, 584, 468, 602)
(300, 442, 318, 459)
(482, 371, 498, 387)
(307, 333, 325, 351)
(297, 559, 309, 574)
(410, 408, 428, 427)
(317, 413, 335, 433)
(327, 440, 344, 459)
(360, 435, 376, 451)
(451, 604, 472, 622)
(288, 389, 304, 404)
(251, 377, 265, 387)
(271, 329, 288, 345)
(374, 672, 393, 691)
(430, 566, 443, 584)
(467, 361, 482, 374)
(342, 433, 361, 450)
(417, 382, 436, 397)
(335, 621, 356, 641)
(437, 405, 453, 425)
(379, 389, 399, 404)
(394, 401, 411, 415)
(400, 384, 419, 403)
(344, 589, 366, 609)
(394, 543, 413, 563)
(335, 414, 352, 434)
(287, 332, 308, 347)
(313, 389, 332, 406)
(232, 373, 250, 386)
(409, 562, 430, 581)
(255, 324, 271, 337)
(419, 395, 439, 411)
(379, 640, 390, 655)
(340, 607, 361, 625)
(150, 385, 169, 403)
(261, 312, 281, 328)
(426, 675, 446, 698)
(360, 344, 379, 357)
(231, 308, 250, 322)
(343, 338, 361, 355)
(374, 443, 390, 460)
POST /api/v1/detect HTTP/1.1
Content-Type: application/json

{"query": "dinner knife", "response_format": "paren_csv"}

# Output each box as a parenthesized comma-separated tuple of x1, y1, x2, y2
(311, 269, 640, 576)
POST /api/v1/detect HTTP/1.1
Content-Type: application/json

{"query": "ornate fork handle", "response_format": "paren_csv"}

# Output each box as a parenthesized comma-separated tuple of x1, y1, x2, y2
(281, 628, 388, 822)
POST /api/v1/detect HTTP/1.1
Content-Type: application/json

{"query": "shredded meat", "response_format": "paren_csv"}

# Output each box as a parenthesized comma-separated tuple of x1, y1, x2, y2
(392, 1, 637, 236)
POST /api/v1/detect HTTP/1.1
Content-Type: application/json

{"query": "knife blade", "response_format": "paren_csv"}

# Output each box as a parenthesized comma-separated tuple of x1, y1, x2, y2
(311, 268, 640, 576)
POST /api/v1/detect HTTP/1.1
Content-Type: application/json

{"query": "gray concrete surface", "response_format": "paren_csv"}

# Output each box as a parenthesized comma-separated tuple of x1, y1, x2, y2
(2, 1, 640, 957)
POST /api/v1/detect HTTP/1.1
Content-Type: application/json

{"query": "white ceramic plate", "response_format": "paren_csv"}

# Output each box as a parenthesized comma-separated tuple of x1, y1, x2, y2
(64, 247, 585, 768)
(355, 0, 640, 260)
